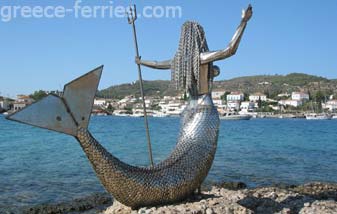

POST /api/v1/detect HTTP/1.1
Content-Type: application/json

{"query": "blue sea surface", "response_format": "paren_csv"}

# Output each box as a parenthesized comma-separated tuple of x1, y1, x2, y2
(0, 114, 337, 208)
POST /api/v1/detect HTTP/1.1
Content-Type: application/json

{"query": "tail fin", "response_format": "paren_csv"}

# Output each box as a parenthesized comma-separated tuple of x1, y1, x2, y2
(7, 65, 103, 136)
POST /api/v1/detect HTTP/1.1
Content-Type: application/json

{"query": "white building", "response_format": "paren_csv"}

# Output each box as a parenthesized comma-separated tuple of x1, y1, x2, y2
(240, 101, 256, 112)
(94, 98, 106, 106)
(277, 93, 290, 97)
(0, 98, 10, 111)
(227, 101, 241, 111)
(322, 100, 337, 111)
(211, 90, 226, 99)
(292, 92, 309, 101)
(159, 101, 186, 116)
(278, 100, 303, 107)
(212, 99, 224, 106)
(12, 95, 34, 112)
(249, 93, 267, 102)
(227, 92, 244, 101)
(13, 102, 28, 111)
(16, 95, 34, 103)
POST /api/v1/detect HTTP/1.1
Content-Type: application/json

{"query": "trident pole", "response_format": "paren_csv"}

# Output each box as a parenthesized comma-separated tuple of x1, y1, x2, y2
(127, 5, 154, 167)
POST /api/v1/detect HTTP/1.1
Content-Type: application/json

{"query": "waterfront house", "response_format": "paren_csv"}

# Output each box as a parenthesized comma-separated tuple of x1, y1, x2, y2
(13, 102, 28, 111)
(227, 92, 244, 101)
(292, 92, 309, 101)
(12, 95, 34, 112)
(212, 98, 224, 107)
(94, 98, 106, 106)
(211, 90, 226, 99)
(249, 93, 267, 102)
(322, 100, 337, 112)
(16, 95, 34, 103)
(227, 101, 241, 111)
(278, 99, 303, 107)
(159, 100, 185, 116)
(240, 101, 256, 112)
(0, 97, 10, 111)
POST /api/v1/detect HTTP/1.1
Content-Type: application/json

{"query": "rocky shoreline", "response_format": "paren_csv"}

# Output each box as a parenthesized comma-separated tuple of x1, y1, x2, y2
(104, 182, 337, 214)
(1, 193, 113, 214)
(3, 182, 337, 214)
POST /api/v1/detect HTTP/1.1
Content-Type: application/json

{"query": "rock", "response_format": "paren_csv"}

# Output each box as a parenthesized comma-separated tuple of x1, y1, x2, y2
(299, 200, 337, 214)
(216, 181, 247, 190)
(12, 193, 113, 214)
(205, 207, 214, 214)
(280, 208, 291, 214)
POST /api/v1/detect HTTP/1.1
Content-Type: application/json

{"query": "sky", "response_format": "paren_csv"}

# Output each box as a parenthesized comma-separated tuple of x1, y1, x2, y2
(0, 0, 337, 98)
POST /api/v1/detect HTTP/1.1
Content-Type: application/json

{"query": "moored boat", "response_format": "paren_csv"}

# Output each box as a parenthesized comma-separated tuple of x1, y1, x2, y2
(305, 113, 332, 120)
(220, 112, 252, 120)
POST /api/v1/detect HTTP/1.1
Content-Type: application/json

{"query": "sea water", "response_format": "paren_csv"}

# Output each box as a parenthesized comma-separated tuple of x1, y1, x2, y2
(0, 115, 337, 207)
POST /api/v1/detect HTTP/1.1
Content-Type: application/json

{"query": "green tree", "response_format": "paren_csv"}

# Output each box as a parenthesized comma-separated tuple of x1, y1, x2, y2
(107, 103, 115, 112)
(221, 92, 230, 101)
(314, 90, 325, 103)
(30, 90, 47, 101)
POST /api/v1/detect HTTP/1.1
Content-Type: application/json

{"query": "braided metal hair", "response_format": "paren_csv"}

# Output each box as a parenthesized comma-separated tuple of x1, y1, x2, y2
(171, 21, 210, 97)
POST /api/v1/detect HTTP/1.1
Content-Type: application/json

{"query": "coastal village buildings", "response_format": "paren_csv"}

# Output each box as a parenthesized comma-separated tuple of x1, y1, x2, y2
(278, 99, 303, 107)
(159, 100, 186, 116)
(13, 95, 34, 111)
(94, 98, 106, 106)
(3, 87, 336, 117)
(249, 93, 267, 102)
(226, 92, 244, 101)
(0, 97, 10, 111)
(227, 101, 241, 111)
(212, 99, 224, 106)
(240, 101, 256, 112)
(323, 100, 337, 111)
(277, 92, 309, 107)
(211, 90, 226, 99)
(226, 92, 245, 111)
(291, 92, 310, 101)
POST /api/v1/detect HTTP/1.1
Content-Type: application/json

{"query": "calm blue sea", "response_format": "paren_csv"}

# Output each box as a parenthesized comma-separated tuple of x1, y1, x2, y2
(1, 114, 337, 208)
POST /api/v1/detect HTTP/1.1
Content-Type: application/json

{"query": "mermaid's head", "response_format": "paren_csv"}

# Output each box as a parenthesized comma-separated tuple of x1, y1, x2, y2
(171, 21, 210, 97)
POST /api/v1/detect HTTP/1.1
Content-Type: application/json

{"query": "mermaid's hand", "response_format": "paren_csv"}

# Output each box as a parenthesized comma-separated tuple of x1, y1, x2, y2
(242, 4, 253, 22)
(135, 56, 142, 65)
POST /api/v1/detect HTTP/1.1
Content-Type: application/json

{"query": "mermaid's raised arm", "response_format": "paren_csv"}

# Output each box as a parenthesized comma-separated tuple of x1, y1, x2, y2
(200, 5, 252, 64)
(135, 57, 172, 70)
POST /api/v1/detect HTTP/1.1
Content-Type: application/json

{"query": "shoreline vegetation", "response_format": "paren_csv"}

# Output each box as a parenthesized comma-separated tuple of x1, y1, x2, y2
(4, 182, 337, 214)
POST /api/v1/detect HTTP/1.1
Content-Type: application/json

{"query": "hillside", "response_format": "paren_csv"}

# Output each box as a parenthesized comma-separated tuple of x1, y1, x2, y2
(97, 80, 177, 99)
(98, 73, 337, 99)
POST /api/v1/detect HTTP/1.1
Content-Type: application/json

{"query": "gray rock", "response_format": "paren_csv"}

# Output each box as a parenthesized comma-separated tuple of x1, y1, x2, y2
(102, 182, 337, 214)
(205, 207, 214, 214)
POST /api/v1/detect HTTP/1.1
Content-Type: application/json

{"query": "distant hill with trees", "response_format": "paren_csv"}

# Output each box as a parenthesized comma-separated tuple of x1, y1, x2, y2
(95, 73, 337, 100)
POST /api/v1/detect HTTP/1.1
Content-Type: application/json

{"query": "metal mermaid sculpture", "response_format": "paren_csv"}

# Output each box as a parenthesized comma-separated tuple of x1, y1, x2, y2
(7, 5, 252, 209)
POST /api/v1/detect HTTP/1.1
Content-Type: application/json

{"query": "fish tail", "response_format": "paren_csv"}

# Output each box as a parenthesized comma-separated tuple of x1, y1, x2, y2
(6, 66, 103, 136)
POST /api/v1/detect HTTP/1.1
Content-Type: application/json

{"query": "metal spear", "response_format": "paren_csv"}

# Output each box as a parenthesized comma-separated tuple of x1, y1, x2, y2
(126, 4, 154, 167)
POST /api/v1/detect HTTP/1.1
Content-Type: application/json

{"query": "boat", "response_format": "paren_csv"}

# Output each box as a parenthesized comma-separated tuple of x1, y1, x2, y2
(152, 112, 169, 118)
(305, 113, 332, 120)
(92, 112, 108, 116)
(2, 112, 9, 116)
(130, 113, 144, 117)
(220, 112, 252, 120)
(332, 115, 337, 119)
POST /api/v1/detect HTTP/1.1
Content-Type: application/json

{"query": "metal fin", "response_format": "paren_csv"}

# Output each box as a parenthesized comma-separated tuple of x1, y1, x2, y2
(63, 65, 103, 129)
(7, 94, 77, 136)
